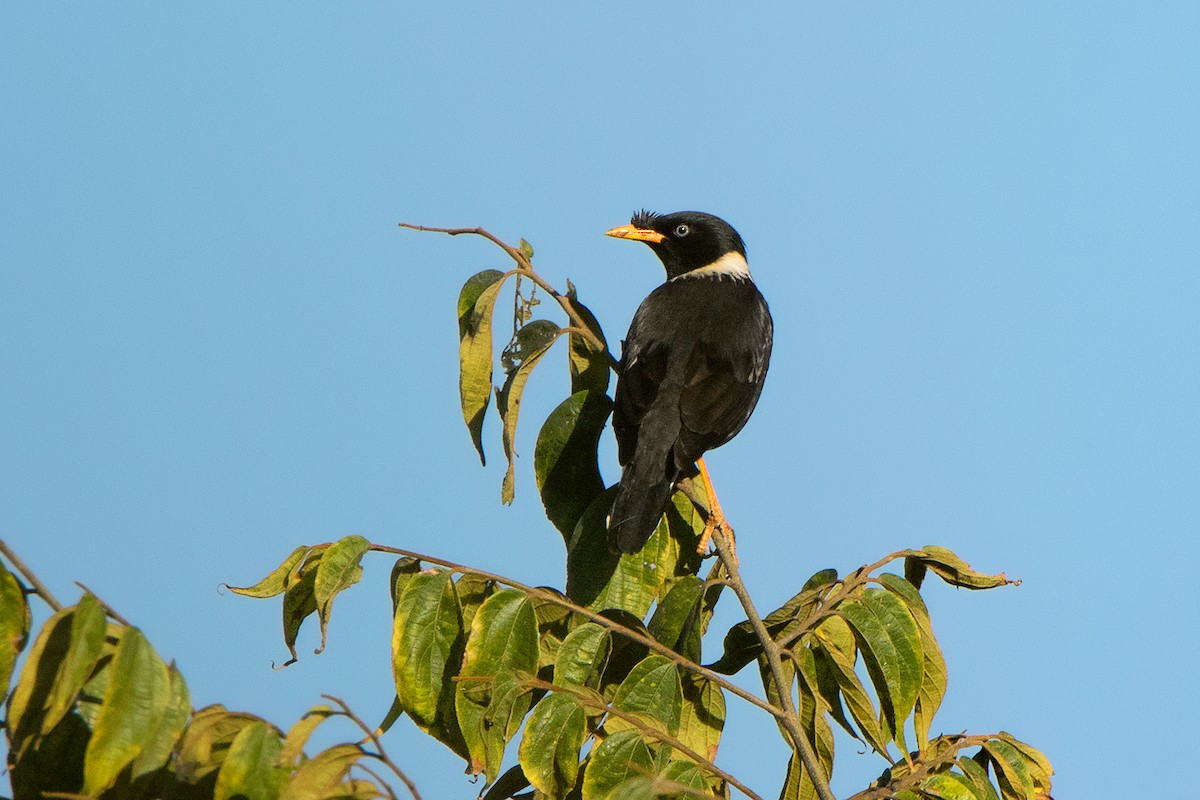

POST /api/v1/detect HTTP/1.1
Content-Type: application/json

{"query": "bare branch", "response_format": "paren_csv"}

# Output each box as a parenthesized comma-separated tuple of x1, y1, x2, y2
(322, 694, 423, 800)
(0, 538, 62, 611)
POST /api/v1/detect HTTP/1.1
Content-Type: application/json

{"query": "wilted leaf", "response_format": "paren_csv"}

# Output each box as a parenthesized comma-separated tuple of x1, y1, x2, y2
(554, 622, 612, 690)
(903, 546, 1016, 590)
(175, 706, 264, 783)
(281, 550, 322, 665)
(498, 319, 564, 504)
(608, 655, 682, 736)
(83, 627, 171, 795)
(6, 607, 78, 762)
(214, 720, 285, 800)
(647, 575, 704, 663)
(840, 589, 922, 748)
(458, 269, 509, 465)
(226, 546, 309, 599)
(389, 556, 422, 612)
(313, 534, 371, 654)
(535, 390, 613, 542)
(519, 692, 587, 797)
(455, 572, 496, 635)
(456, 590, 539, 779)
(582, 729, 655, 800)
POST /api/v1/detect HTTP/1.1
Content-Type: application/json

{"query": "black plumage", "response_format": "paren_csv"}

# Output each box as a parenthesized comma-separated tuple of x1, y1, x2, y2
(605, 211, 773, 554)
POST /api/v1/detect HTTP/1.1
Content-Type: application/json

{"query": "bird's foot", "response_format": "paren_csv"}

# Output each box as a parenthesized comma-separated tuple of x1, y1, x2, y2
(696, 513, 737, 566)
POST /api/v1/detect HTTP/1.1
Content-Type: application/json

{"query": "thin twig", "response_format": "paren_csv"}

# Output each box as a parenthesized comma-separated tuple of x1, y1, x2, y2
(709, 528, 838, 800)
(75, 582, 133, 627)
(0, 538, 62, 611)
(323, 694, 423, 800)
(398, 222, 617, 366)
(845, 733, 995, 800)
(521, 677, 763, 800)
(368, 544, 791, 728)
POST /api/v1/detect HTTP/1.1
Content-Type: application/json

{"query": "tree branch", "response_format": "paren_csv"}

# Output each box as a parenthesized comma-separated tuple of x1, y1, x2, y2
(323, 694, 422, 800)
(399, 222, 616, 366)
(708, 528, 838, 800)
(0, 538, 62, 611)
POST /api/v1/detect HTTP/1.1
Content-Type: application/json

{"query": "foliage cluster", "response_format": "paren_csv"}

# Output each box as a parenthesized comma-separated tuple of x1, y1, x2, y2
(0, 225, 1053, 800)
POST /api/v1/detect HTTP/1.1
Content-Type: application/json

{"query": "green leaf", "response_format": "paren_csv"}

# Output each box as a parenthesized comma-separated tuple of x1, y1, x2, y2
(903, 546, 1016, 590)
(921, 773, 984, 800)
(958, 756, 1002, 800)
(879, 574, 947, 750)
(709, 568, 837, 675)
(648, 575, 704, 663)
(312, 534, 370, 654)
(455, 589, 540, 779)
(676, 674, 725, 765)
(608, 655, 682, 736)
(519, 693, 587, 797)
(6, 607, 76, 762)
(41, 593, 107, 736)
(0, 558, 32, 703)
(481, 671, 533, 785)
(391, 570, 465, 755)
(813, 616, 890, 756)
(661, 760, 711, 797)
(564, 289, 611, 395)
(840, 588, 922, 747)
(83, 627, 171, 795)
(535, 389, 613, 542)
(130, 662, 191, 780)
(519, 238, 535, 260)
(583, 729, 655, 800)
(983, 739, 1037, 800)
(455, 572, 497, 635)
(497, 319, 564, 504)
(458, 269, 508, 465)
(279, 705, 334, 769)
(554, 622, 612, 690)
(281, 548, 324, 666)
(214, 720, 286, 800)
(227, 546, 310, 599)
(567, 489, 705, 619)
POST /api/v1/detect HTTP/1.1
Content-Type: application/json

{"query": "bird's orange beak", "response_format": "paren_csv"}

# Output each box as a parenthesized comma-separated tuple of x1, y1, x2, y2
(605, 224, 666, 243)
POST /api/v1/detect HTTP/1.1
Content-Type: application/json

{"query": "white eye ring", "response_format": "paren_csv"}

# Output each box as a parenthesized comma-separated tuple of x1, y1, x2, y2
(674, 224, 690, 237)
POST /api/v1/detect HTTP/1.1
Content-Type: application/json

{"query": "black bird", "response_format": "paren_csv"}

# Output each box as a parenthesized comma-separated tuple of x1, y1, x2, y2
(605, 210, 773, 556)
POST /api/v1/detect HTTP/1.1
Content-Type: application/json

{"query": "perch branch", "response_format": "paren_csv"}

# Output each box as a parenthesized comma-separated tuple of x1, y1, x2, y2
(0, 538, 62, 611)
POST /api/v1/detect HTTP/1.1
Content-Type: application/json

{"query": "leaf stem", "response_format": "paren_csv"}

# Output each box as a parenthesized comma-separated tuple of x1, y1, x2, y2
(0, 538, 62, 611)
(709, 528, 838, 800)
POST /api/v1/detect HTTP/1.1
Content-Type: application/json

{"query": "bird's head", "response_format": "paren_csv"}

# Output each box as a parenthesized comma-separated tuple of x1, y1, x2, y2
(606, 210, 749, 281)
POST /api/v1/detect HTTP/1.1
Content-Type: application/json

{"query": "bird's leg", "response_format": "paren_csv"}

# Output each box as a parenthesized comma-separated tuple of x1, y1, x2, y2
(695, 457, 736, 564)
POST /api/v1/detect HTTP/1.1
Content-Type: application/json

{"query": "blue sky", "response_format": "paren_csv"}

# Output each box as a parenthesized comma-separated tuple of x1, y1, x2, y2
(2, 3, 1198, 797)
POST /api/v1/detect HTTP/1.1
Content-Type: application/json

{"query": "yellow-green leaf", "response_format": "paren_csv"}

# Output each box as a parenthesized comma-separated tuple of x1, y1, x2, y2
(983, 738, 1037, 800)
(519, 692, 586, 797)
(608, 654, 682, 737)
(281, 547, 325, 665)
(83, 627, 171, 794)
(554, 622, 611, 690)
(280, 743, 366, 800)
(313, 534, 370, 653)
(676, 673, 725, 765)
(647, 575, 704, 662)
(582, 729, 654, 800)
(214, 720, 286, 800)
(903, 546, 1016, 590)
(279, 705, 334, 769)
(226, 546, 309, 599)
(0, 558, 32, 702)
(458, 269, 508, 466)
(840, 588, 922, 747)
(130, 662, 191, 780)
(41, 593, 107, 736)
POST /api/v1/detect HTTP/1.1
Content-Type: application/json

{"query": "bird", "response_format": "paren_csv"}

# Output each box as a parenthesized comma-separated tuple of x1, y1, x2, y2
(605, 210, 773, 557)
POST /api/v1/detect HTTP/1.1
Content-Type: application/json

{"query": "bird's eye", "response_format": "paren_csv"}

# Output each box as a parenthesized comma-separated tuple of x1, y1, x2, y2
(674, 224, 690, 237)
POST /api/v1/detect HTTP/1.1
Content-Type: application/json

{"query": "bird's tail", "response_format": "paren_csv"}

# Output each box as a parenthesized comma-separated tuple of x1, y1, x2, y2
(607, 461, 676, 554)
